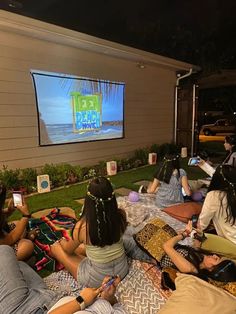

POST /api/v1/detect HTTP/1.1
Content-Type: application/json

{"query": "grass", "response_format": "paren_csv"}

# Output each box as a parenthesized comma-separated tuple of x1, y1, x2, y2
(9, 158, 206, 221)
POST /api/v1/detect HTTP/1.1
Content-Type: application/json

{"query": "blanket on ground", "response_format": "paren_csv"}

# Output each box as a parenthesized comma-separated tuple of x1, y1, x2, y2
(29, 208, 76, 272)
(44, 259, 171, 314)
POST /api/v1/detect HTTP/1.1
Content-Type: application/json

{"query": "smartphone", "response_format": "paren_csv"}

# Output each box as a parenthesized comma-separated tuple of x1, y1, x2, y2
(12, 191, 23, 207)
(100, 276, 116, 291)
(191, 214, 198, 228)
(188, 157, 200, 166)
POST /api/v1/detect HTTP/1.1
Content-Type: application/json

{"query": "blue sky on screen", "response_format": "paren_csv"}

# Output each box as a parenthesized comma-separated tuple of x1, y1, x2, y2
(32, 71, 124, 124)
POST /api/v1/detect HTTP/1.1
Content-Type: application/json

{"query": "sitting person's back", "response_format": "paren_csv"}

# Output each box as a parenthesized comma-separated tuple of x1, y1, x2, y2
(50, 176, 129, 288)
(155, 168, 188, 208)
(145, 154, 191, 208)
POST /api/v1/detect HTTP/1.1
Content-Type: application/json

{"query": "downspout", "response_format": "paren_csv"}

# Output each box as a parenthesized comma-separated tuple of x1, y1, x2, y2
(174, 68, 193, 143)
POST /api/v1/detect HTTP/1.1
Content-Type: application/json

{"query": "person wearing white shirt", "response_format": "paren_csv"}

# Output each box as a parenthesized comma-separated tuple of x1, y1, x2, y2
(198, 165, 236, 245)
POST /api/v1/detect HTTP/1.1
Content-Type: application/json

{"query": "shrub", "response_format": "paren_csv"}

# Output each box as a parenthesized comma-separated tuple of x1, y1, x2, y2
(20, 168, 38, 193)
(81, 166, 90, 180)
(95, 161, 107, 177)
(40, 164, 65, 188)
(133, 147, 149, 165)
(73, 165, 83, 182)
(150, 143, 160, 154)
(59, 164, 78, 185)
(0, 166, 21, 190)
(114, 158, 123, 172)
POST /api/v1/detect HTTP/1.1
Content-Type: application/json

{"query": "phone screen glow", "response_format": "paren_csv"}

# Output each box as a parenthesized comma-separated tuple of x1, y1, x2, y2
(13, 193, 23, 206)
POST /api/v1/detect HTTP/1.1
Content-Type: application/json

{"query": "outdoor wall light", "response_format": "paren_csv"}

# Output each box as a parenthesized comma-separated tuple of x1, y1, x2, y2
(137, 62, 146, 69)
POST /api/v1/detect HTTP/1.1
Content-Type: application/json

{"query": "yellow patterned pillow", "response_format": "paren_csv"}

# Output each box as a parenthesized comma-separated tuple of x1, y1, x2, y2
(209, 279, 236, 297)
(134, 218, 177, 261)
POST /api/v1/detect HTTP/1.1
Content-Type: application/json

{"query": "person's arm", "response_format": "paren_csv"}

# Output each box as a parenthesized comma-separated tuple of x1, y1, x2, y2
(59, 237, 81, 254)
(198, 191, 218, 231)
(179, 169, 191, 196)
(147, 178, 160, 193)
(59, 221, 84, 254)
(48, 287, 100, 314)
(0, 201, 31, 246)
(163, 222, 197, 274)
(49, 276, 120, 314)
(181, 175, 191, 196)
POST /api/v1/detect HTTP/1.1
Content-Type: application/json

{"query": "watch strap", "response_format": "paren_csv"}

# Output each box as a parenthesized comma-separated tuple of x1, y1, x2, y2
(22, 214, 31, 218)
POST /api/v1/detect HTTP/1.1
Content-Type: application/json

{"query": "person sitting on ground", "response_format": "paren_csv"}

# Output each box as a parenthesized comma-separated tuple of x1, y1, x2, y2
(198, 165, 236, 245)
(222, 134, 236, 167)
(162, 220, 236, 283)
(0, 185, 34, 261)
(197, 134, 236, 172)
(0, 245, 124, 314)
(140, 153, 191, 208)
(50, 176, 129, 288)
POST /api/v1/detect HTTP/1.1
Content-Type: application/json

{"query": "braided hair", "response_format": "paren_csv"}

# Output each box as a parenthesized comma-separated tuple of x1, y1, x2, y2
(81, 177, 127, 247)
(155, 154, 180, 184)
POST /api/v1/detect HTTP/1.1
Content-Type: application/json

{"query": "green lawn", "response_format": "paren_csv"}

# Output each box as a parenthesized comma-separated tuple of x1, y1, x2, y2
(9, 159, 206, 221)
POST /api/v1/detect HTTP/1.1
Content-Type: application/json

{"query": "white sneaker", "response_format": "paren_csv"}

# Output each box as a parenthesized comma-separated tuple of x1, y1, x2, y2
(138, 185, 147, 193)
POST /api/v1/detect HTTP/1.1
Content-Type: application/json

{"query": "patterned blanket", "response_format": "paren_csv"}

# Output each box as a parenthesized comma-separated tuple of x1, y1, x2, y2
(29, 208, 76, 272)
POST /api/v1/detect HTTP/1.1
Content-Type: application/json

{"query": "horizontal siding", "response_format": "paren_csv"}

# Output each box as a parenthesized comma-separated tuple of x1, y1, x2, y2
(0, 22, 176, 170)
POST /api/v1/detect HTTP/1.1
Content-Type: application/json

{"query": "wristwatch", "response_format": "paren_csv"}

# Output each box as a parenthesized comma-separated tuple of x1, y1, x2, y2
(76, 295, 86, 310)
(22, 214, 31, 218)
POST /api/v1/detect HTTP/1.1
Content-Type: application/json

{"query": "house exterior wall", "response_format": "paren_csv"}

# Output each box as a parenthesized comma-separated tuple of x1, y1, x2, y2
(0, 10, 193, 169)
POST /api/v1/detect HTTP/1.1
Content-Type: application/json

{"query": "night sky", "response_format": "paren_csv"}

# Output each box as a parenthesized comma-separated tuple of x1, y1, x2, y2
(1, 0, 236, 71)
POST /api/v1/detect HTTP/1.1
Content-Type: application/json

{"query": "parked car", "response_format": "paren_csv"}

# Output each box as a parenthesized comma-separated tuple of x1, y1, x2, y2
(200, 119, 236, 136)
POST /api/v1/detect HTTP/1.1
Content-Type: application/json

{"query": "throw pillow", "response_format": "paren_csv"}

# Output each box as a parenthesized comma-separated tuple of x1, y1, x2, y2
(209, 278, 236, 298)
(134, 217, 177, 262)
(163, 202, 202, 223)
(159, 274, 236, 314)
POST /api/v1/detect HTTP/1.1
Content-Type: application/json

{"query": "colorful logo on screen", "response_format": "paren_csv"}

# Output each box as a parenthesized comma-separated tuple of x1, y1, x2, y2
(71, 92, 102, 132)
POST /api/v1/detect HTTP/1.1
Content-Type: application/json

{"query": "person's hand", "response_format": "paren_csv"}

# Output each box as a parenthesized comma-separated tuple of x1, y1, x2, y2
(49, 240, 63, 258)
(198, 158, 205, 166)
(98, 276, 120, 305)
(16, 198, 30, 216)
(185, 220, 193, 234)
(193, 238, 202, 248)
(79, 287, 100, 307)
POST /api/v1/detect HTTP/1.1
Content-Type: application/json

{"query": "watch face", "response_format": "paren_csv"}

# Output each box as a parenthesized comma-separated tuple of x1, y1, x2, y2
(76, 295, 84, 304)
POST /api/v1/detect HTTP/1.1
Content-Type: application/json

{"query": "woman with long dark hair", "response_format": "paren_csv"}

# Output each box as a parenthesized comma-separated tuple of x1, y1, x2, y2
(143, 154, 191, 208)
(198, 165, 236, 244)
(162, 220, 236, 283)
(223, 134, 236, 167)
(50, 176, 128, 287)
